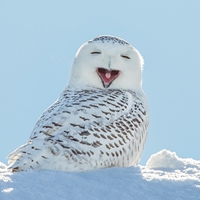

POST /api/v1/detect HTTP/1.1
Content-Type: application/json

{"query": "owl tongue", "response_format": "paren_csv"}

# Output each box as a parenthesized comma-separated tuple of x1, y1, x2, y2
(105, 72, 111, 79)
(97, 68, 120, 88)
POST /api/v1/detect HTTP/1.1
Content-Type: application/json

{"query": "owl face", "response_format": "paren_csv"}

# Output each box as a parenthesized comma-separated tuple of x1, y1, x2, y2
(69, 36, 144, 90)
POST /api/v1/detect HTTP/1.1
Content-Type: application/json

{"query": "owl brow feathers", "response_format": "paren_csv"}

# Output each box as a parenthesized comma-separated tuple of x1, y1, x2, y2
(88, 35, 131, 46)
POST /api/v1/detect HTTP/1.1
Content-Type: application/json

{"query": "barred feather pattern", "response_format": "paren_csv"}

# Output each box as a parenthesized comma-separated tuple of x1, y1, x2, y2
(8, 86, 149, 172)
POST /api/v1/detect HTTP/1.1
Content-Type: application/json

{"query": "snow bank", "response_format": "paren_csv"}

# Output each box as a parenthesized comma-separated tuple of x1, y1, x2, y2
(1, 150, 200, 200)
(143, 149, 200, 183)
(146, 149, 184, 169)
(0, 163, 7, 171)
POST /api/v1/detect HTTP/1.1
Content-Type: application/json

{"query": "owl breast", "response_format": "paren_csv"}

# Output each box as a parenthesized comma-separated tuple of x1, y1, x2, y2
(8, 87, 149, 172)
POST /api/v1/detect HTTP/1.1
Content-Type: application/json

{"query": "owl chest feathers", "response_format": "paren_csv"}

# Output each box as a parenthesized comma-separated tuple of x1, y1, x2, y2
(29, 87, 149, 170)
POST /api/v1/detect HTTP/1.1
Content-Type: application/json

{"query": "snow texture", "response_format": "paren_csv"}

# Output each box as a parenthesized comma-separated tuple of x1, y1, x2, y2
(1, 149, 200, 200)
(146, 149, 185, 169)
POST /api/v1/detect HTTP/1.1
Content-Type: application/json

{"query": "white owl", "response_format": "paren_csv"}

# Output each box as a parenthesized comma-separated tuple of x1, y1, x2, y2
(8, 35, 149, 172)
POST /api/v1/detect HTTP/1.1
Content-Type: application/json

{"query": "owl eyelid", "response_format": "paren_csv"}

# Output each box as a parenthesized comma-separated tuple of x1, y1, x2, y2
(121, 55, 130, 59)
(91, 51, 101, 54)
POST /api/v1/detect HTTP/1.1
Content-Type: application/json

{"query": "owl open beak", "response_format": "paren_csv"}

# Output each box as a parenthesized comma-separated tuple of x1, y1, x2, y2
(97, 68, 120, 88)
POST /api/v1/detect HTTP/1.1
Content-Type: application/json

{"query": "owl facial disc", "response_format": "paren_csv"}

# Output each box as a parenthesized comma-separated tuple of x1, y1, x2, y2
(97, 68, 120, 88)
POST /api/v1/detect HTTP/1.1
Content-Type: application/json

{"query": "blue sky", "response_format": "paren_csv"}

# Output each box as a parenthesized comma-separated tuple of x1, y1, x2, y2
(0, 0, 200, 165)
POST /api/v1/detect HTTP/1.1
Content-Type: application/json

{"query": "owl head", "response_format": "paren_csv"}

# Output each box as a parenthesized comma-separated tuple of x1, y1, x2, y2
(69, 35, 144, 91)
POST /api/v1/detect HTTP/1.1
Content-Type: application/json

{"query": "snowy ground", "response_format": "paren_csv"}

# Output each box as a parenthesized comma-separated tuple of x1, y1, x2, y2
(1, 149, 200, 200)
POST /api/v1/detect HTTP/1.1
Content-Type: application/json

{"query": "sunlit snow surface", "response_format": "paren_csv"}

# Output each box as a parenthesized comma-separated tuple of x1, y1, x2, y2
(1, 150, 200, 200)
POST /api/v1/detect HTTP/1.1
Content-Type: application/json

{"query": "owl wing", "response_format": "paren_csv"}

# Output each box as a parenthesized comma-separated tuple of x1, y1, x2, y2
(8, 87, 149, 171)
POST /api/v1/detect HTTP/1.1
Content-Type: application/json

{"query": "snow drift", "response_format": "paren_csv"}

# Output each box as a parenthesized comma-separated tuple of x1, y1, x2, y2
(1, 149, 200, 200)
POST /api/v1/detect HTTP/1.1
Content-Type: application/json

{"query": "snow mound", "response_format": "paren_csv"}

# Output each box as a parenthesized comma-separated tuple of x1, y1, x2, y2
(1, 150, 200, 200)
(0, 163, 7, 173)
(143, 150, 200, 184)
(146, 149, 184, 169)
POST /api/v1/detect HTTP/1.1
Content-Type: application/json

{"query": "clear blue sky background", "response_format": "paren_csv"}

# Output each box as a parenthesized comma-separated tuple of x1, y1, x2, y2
(0, 0, 199, 166)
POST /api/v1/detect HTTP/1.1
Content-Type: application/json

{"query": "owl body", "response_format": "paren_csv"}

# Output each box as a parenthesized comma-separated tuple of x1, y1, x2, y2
(8, 36, 149, 172)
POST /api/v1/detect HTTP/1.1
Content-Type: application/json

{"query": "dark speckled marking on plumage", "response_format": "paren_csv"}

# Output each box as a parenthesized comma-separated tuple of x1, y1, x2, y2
(8, 87, 148, 172)
(89, 36, 131, 46)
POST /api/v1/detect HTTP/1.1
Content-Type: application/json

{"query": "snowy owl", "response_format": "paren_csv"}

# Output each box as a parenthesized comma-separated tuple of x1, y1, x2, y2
(8, 35, 149, 172)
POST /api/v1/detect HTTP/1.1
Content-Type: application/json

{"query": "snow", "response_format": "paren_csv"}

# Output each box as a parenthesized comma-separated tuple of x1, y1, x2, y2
(146, 149, 185, 169)
(1, 149, 200, 200)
